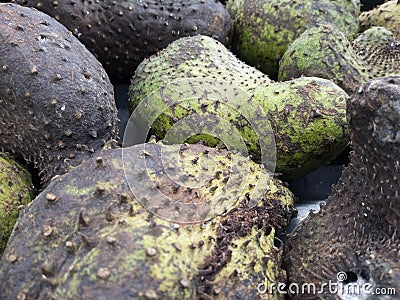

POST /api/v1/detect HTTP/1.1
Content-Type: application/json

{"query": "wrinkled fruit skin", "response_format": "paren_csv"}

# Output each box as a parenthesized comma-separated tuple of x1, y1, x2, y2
(0, 142, 295, 299)
(360, 0, 400, 40)
(284, 76, 400, 299)
(10, 0, 233, 82)
(226, 0, 360, 79)
(0, 4, 119, 186)
(0, 153, 33, 254)
(129, 35, 349, 180)
(279, 23, 400, 94)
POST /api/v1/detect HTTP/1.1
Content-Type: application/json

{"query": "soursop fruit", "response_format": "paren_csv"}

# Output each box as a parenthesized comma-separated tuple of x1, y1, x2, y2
(129, 35, 349, 180)
(0, 142, 296, 299)
(279, 23, 400, 94)
(226, 0, 360, 78)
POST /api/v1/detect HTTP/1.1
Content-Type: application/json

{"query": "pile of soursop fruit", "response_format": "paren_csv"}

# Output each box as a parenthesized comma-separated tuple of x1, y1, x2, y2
(0, 0, 399, 299)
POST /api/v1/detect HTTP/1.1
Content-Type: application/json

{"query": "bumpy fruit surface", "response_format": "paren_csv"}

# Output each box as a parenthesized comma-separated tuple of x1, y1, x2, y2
(10, 0, 233, 82)
(129, 35, 349, 180)
(0, 142, 295, 299)
(279, 23, 400, 94)
(0, 4, 119, 185)
(284, 76, 400, 298)
(226, 0, 360, 78)
(0, 153, 33, 254)
(360, 0, 400, 40)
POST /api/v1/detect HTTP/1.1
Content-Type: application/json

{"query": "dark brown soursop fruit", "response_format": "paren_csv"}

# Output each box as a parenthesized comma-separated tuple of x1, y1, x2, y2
(283, 76, 400, 299)
(0, 142, 296, 299)
(10, 0, 233, 82)
(0, 4, 119, 186)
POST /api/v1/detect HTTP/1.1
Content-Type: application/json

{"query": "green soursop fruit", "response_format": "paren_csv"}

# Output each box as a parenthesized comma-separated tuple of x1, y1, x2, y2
(360, 0, 400, 40)
(10, 0, 233, 82)
(279, 23, 400, 94)
(226, 0, 360, 79)
(284, 76, 400, 298)
(0, 153, 33, 254)
(0, 4, 119, 186)
(0, 142, 296, 299)
(129, 35, 349, 180)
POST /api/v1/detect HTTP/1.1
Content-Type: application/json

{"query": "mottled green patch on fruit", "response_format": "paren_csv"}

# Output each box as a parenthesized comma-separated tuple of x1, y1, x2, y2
(253, 77, 348, 178)
(226, 0, 360, 78)
(360, 0, 400, 40)
(279, 23, 400, 94)
(64, 185, 95, 197)
(0, 153, 33, 253)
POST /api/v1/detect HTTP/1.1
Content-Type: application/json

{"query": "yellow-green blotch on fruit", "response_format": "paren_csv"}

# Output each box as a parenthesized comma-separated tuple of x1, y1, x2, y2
(0, 153, 33, 254)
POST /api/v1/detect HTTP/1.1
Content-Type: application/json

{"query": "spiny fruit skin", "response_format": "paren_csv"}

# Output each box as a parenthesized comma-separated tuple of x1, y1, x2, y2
(0, 142, 295, 299)
(0, 4, 119, 186)
(129, 35, 349, 180)
(252, 78, 348, 180)
(0, 153, 33, 254)
(279, 23, 400, 94)
(10, 0, 233, 83)
(284, 76, 400, 299)
(226, 0, 360, 79)
(360, 0, 400, 40)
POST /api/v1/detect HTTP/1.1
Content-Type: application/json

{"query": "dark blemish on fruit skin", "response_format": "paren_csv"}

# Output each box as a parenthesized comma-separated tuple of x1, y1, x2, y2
(283, 76, 400, 298)
(12, 0, 233, 83)
(0, 4, 119, 187)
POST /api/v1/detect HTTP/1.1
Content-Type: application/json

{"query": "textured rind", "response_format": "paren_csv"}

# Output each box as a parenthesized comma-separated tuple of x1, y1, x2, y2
(11, 0, 233, 82)
(360, 0, 400, 40)
(0, 153, 33, 254)
(252, 78, 348, 180)
(129, 34, 271, 105)
(226, 0, 360, 79)
(0, 4, 119, 185)
(0, 142, 295, 299)
(284, 76, 400, 298)
(129, 35, 349, 180)
(279, 23, 400, 94)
